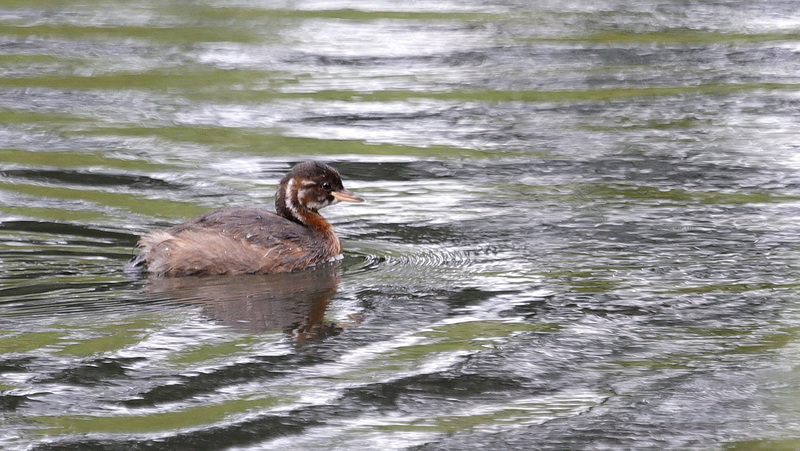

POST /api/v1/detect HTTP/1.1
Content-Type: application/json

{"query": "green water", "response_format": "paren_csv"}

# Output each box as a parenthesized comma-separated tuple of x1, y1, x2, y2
(1, 1, 800, 449)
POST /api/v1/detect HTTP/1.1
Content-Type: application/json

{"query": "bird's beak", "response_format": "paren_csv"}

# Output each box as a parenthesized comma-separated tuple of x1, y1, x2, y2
(331, 189, 365, 203)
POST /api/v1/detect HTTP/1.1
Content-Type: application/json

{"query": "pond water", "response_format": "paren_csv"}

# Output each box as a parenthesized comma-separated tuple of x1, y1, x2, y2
(2, 1, 800, 449)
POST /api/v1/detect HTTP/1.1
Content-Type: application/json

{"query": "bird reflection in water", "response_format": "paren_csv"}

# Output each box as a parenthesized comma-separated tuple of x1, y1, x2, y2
(142, 264, 346, 340)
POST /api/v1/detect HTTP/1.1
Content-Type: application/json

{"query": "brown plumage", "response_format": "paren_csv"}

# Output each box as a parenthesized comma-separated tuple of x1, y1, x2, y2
(126, 161, 364, 276)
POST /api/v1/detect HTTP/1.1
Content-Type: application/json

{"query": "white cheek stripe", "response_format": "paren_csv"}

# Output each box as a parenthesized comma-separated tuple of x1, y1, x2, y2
(306, 196, 333, 211)
(285, 178, 302, 220)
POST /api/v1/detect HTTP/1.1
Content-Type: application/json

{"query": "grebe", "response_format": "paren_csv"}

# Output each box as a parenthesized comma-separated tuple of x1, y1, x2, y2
(126, 161, 363, 276)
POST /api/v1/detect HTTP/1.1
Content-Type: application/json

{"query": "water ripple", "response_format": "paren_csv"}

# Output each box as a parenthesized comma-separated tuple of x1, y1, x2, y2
(2, 0, 800, 449)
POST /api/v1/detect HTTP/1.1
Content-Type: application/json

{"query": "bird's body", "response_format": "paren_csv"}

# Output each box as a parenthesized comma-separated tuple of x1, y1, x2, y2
(126, 161, 363, 276)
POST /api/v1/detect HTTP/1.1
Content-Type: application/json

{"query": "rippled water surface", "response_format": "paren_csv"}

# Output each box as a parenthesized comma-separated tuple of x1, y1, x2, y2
(2, 1, 800, 449)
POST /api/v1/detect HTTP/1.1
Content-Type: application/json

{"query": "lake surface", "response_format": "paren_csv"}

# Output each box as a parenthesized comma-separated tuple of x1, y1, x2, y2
(1, 1, 800, 449)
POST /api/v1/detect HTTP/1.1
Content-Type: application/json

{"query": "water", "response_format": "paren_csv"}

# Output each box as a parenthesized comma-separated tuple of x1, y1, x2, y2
(2, 0, 800, 449)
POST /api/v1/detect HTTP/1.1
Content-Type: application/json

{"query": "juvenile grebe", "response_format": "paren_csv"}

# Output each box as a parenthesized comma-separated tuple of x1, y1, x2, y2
(126, 161, 363, 276)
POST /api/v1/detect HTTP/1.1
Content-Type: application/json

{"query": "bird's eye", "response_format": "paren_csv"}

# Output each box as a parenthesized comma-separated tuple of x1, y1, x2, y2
(322, 182, 332, 191)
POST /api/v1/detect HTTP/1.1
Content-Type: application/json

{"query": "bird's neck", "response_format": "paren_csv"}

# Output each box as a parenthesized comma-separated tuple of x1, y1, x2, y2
(276, 181, 342, 255)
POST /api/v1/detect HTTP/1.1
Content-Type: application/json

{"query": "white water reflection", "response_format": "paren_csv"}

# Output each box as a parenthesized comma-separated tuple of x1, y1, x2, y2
(1, 0, 800, 449)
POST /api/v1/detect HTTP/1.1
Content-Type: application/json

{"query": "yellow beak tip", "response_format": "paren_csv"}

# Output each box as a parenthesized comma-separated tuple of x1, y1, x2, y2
(332, 190, 365, 203)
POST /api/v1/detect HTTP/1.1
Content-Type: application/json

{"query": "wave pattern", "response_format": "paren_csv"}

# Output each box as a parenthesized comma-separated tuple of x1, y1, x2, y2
(2, 0, 800, 449)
